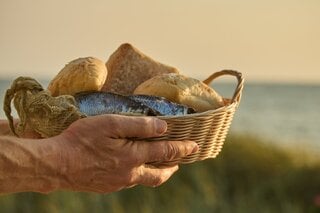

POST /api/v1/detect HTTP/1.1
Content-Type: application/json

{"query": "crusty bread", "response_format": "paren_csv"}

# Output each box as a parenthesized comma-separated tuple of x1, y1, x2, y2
(48, 57, 107, 96)
(101, 43, 179, 95)
(134, 73, 224, 112)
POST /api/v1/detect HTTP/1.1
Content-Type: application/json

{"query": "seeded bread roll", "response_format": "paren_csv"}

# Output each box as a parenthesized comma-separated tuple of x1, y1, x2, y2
(48, 57, 107, 96)
(134, 73, 224, 112)
(102, 43, 179, 95)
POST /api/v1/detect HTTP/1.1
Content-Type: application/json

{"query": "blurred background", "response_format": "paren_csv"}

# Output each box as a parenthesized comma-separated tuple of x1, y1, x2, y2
(0, 0, 319, 212)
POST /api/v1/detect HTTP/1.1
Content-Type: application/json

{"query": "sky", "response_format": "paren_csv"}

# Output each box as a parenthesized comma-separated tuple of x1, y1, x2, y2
(0, 0, 319, 84)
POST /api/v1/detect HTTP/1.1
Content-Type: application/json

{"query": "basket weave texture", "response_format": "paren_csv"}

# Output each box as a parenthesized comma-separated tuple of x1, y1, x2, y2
(147, 70, 244, 165)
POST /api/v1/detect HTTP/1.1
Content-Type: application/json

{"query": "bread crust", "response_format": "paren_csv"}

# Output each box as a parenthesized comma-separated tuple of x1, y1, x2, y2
(134, 73, 224, 112)
(102, 43, 179, 95)
(48, 57, 107, 96)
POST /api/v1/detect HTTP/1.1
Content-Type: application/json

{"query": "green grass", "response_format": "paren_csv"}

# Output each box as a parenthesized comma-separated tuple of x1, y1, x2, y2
(1, 134, 320, 213)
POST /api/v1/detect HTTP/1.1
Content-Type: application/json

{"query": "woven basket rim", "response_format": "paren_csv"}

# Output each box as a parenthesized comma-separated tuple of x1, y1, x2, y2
(157, 101, 238, 119)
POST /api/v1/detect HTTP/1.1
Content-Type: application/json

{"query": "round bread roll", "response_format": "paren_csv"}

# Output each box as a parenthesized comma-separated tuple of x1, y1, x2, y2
(134, 73, 224, 112)
(48, 57, 107, 96)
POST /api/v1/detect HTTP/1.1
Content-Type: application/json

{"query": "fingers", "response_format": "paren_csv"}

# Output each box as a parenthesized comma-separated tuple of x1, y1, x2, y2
(134, 164, 179, 187)
(94, 114, 167, 138)
(133, 140, 198, 164)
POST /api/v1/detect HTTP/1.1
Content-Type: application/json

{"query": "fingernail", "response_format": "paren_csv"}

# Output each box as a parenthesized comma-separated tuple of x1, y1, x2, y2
(156, 119, 167, 135)
(187, 142, 199, 154)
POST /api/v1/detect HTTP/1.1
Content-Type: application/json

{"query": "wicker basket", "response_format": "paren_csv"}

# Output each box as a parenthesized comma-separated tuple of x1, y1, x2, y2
(147, 70, 244, 165)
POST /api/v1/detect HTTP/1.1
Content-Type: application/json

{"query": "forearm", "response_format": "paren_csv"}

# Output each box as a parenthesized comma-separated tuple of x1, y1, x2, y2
(0, 136, 66, 194)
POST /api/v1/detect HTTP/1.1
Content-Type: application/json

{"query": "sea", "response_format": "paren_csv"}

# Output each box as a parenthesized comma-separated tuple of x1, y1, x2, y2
(0, 78, 319, 153)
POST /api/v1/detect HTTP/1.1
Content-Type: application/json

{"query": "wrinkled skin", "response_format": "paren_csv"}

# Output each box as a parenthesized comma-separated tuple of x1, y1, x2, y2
(0, 115, 198, 194)
(57, 115, 198, 193)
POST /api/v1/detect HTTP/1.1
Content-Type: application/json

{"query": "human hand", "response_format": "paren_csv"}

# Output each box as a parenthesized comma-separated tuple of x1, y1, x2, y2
(53, 114, 198, 193)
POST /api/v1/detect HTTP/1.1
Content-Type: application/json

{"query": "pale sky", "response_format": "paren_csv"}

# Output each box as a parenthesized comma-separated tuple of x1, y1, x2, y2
(0, 0, 319, 83)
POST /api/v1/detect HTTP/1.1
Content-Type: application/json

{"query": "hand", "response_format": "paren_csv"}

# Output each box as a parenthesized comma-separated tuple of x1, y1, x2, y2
(53, 114, 198, 193)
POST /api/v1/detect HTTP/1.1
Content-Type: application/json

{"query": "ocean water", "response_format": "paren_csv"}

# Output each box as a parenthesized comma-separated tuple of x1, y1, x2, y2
(0, 78, 319, 152)
(214, 83, 320, 152)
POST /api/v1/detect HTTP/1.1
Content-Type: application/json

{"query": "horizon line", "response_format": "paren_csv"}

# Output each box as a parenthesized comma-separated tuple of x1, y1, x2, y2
(0, 76, 319, 86)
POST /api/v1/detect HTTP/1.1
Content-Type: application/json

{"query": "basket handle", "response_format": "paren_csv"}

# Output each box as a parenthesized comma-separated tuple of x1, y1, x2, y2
(202, 70, 244, 104)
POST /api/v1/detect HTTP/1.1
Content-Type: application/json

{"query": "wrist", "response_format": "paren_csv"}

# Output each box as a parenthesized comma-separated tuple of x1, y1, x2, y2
(0, 136, 64, 194)
(16, 136, 73, 193)
(22, 137, 64, 193)
(38, 136, 75, 192)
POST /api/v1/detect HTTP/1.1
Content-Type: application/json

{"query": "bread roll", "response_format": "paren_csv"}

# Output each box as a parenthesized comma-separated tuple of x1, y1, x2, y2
(134, 73, 224, 112)
(48, 57, 107, 96)
(102, 43, 179, 95)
